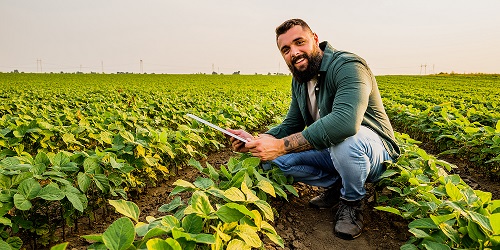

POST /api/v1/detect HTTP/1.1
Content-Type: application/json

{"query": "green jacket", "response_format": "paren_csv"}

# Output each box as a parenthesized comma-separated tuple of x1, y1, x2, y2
(266, 41, 400, 160)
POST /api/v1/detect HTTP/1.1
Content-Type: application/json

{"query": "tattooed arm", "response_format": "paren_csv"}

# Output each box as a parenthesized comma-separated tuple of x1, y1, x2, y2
(282, 132, 314, 153)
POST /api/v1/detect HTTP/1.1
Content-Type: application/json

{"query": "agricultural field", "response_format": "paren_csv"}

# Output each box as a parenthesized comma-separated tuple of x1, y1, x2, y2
(0, 73, 499, 250)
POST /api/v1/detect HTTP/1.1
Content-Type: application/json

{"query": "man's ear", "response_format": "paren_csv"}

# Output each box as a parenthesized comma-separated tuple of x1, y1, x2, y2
(313, 32, 319, 45)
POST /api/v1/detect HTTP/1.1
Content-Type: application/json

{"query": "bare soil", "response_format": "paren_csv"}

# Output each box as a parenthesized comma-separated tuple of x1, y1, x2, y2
(34, 145, 499, 250)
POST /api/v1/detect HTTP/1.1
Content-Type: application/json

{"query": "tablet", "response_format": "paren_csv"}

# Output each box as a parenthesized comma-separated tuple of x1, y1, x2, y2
(187, 114, 248, 143)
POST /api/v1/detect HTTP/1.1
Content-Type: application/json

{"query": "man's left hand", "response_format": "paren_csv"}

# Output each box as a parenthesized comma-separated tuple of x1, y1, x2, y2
(245, 134, 285, 161)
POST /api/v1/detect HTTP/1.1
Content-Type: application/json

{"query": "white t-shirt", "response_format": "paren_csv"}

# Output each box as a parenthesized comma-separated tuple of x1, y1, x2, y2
(307, 78, 320, 121)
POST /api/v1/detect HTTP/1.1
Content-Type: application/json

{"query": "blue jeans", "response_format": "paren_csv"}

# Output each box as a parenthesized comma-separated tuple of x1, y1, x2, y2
(266, 126, 392, 201)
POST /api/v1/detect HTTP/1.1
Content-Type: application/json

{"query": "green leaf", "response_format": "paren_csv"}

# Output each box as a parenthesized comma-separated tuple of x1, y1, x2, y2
(146, 238, 182, 250)
(142, 227, 168, 242)
(445, 182, 463, 201)
(241, 181, 259, 202)
(253, 200, 274, 221)
(261, 221, 284, 247)
(77, 172, 91, 193)
(490, 213, 500, 234)
(400, 244, 419, 250)
(408, 218, 438, 229)
(93, 174, 110, 193)
(467, 210, 493, 233)
(216, 205, 245, 223)
(81, 234, 103, 243)
(83, 158, 99, 173)
(224, 187, 246, 202)
(169, 186, 191, 196)
(161, 215, 181, 232)
(256, 180, 276, 197)
(242, 157, 260, 170)
(236, 224, 261, 248)
(186, 191, 214, 217)
(181, 214, 203, 234)
(422, 240, 451, 250)
(227, 239, 251, 250)
(18, 178, 41, 200)
(158, 196, 183, 213)
(87, 242, 107, 250)
(52, 152, 71, 168)
(102, 217, 135, 250)
(408, 228, 432, 239)
(0, 240, 13, 250)
(374, 206, 401, 216)
(13, 193, 31, 210)
(37, 183, 65, 201)
(66, 192, 84, 212)
(430, 213, 456, 226)
(6, 236, 23, 250)
(193, 177, 214, 190)
(188, 158, 204, 172)
(193, 233, 216, 244)
(109, 200, 140, 223)
(379, 169, 398, 179)
(172, 179, 196, 189)
(35, 152, 50, 166)
(49, 242, 68, 250)
(467, 221, 486, 242)
(439, 222, 460, 244)
(119, 131, 135, 144)
(220, 165, 232, 180)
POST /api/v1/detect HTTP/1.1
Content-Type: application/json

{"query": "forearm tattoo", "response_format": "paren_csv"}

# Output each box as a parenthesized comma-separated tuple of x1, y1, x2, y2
(283, 133, 314, 153)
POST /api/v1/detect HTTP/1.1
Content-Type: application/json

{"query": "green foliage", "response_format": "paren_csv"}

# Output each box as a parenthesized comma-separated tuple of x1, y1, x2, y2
(81, 154, 290, 249)
(376, 132, 500, 249)
(378, 75, 500, 175)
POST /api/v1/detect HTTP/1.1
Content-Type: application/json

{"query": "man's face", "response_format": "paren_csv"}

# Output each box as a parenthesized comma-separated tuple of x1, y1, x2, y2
(277, 25, 323, 83)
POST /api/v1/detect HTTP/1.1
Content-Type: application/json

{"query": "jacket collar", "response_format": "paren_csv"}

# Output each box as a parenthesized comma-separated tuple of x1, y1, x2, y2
(319, 41, 336, 73)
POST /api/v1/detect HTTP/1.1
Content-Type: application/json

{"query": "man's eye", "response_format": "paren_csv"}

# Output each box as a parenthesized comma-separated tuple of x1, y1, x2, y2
(282, 48, 290, 55)
(297, 40, 305, 45)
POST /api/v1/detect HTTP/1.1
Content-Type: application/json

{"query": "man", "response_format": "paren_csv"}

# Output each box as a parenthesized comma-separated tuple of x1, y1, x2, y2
(227, 18, 400, 240)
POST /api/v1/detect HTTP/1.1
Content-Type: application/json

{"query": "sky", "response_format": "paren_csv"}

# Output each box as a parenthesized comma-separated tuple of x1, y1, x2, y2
(1, 0, 499, 75)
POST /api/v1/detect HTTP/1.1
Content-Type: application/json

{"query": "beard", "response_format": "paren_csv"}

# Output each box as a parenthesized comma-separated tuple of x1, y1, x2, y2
(287, 48, 323, 83)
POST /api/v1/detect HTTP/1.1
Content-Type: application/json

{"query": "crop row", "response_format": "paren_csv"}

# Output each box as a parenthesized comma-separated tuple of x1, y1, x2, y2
(0, 73, 292, 248)
(377, 75, 500, 175)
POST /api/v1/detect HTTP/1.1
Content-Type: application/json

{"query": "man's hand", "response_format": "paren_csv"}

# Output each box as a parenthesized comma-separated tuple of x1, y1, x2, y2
(225, 129, 253, 153)
(245, 134, 285, 161)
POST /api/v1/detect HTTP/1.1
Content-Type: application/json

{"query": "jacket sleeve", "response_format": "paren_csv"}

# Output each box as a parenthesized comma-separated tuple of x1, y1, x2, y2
(266, 83, 306, 139)
(302, 61, 373, 149)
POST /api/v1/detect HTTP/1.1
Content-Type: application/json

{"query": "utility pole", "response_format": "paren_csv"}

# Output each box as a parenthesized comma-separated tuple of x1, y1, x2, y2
(420, 64, 422, 75)
(140, 59, 143, 73)
(424, 64, 427, 75)
(101, 60, 104, 74)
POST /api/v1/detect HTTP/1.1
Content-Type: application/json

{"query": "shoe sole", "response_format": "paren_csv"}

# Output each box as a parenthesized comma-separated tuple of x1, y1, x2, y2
(334, 231, 362, 240)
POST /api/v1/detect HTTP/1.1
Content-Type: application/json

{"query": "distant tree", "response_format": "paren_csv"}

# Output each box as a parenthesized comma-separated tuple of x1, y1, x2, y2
(212, 71, 218, 75)
(13, 69, 19, 73)
(232, 71, 240, 75)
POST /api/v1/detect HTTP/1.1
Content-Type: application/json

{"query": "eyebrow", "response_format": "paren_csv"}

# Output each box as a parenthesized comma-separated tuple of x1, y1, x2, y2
(279, 37, 305, 52)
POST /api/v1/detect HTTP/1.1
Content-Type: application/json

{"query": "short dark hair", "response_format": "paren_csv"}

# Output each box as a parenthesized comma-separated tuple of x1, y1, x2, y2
(275, 19, 313, 41)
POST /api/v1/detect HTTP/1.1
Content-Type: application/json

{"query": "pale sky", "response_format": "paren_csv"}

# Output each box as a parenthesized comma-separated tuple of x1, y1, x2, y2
(1, 0, 499, 75)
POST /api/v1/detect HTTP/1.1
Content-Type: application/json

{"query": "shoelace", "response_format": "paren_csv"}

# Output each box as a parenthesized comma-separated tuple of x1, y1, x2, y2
(336, 203, 362, 229)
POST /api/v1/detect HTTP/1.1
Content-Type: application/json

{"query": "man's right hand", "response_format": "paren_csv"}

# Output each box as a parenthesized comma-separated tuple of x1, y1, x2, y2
(226, 129, 253, 152)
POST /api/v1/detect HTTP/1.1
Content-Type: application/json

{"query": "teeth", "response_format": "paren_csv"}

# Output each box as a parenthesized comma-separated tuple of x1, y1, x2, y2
(295, 58, 305, 64)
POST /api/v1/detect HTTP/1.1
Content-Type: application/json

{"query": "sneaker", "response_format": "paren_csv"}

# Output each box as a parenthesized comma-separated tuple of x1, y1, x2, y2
(309, 181, 342, 209)
(334, 199, 364, 240)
